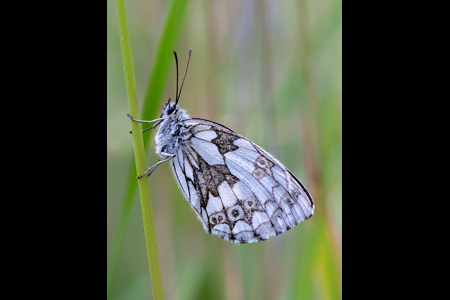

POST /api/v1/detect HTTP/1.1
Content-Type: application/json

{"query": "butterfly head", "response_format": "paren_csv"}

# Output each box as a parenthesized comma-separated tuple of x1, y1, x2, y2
(161, 98, 179, 117)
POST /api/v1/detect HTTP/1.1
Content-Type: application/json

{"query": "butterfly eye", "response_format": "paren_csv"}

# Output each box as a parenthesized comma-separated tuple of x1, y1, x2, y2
(211, 217, 217, 224)
(218, 215, 223, 222)
(167, 105, 176, 115)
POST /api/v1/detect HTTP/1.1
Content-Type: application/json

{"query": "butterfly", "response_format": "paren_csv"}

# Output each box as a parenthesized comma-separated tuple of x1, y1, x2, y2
(128, 48, 314, 244)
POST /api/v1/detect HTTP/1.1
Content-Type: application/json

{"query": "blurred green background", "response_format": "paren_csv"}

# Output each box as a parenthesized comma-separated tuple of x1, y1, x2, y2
(107, 0, 341, 299)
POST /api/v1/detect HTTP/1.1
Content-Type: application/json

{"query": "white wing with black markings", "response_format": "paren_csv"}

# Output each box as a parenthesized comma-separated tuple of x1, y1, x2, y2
(170, 118, 314, 244)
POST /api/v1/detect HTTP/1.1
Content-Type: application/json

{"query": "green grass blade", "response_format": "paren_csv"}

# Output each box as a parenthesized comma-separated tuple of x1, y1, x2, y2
(108, 0, 190, 299)
(111, 0, 167, 299)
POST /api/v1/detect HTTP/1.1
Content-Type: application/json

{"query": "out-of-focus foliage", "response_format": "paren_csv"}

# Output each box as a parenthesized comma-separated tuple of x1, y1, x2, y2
(107, 0, 341, 299)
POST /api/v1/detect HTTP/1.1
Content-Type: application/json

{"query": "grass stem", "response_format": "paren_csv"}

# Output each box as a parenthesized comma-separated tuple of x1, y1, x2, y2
(114, 0, 164, 299)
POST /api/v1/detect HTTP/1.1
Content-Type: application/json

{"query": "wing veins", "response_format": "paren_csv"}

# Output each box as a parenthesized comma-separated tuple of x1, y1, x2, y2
(187, 142, 271, 242)
(230, 171, 276, 233)
(192, 135, 259, 154)
(172, 154, 205, 222)
(184, 119, 313, 229)
(230, 150, 303, 224)
(225, 153, 290, 230)
(189, 120, 306, 225)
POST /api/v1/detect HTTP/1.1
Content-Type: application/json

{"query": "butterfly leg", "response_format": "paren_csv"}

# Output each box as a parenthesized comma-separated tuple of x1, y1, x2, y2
(127, 113, 168, 123)
(128, 114, 167, 134)
(129, 120, 163, 135)
(137, 155, 174, 179)
(141, 120, 163, 132)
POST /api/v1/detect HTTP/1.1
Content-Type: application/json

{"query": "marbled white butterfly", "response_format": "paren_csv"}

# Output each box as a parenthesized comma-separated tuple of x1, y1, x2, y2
(128, 48, 314, 244)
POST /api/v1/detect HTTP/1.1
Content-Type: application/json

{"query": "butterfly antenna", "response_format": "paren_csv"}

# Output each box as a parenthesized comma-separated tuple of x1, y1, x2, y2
(173, 51, 179, 104)
(176, 48, 192, 105)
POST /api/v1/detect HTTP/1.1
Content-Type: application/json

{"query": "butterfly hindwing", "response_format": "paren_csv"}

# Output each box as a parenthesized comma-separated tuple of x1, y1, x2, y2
(171, 118, 314, 244)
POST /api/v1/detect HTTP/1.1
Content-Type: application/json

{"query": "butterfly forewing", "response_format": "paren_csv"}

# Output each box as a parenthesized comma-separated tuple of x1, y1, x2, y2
(170, 118, 314, 244)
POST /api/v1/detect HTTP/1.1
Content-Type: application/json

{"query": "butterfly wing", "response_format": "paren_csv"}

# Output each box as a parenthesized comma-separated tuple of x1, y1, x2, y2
(171, 118, 314, 244)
